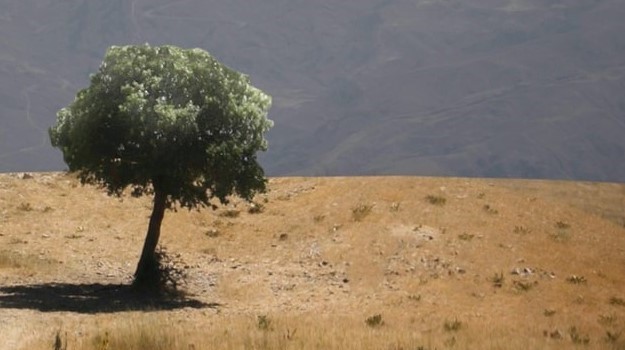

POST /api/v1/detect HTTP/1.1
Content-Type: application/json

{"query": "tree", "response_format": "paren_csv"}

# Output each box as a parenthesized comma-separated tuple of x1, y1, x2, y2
(49, 44, 273, 289)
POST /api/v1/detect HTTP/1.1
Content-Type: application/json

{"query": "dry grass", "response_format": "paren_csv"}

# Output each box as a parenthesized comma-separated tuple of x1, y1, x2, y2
(0, 250, 50, 270)
(1, 172, 625, 350)
(30, 313, 625, 350)
(351, 202, 374, 222)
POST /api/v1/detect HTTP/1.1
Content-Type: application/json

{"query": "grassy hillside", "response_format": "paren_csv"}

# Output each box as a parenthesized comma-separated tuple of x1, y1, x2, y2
(1, 172, 624, 349)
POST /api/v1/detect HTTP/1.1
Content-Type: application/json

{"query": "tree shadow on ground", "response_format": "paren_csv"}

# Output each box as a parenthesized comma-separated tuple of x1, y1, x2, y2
(0, 283, 218, 314)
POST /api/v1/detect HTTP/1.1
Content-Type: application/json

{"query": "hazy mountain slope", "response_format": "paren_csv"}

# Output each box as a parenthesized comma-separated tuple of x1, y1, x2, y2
(1, 0, 624, 181)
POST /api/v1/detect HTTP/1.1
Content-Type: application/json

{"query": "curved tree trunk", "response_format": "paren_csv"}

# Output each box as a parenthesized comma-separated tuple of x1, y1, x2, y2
(133, 187, 167, 289)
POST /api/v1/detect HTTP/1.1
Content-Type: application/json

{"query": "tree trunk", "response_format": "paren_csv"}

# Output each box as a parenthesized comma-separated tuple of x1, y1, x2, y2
(133, 187, 167, 289)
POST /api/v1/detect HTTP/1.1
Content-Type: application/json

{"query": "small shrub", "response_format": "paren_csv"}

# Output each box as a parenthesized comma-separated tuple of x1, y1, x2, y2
(546, 329, 563, 339)
(513, 280, 535, 292)
(257, 315, 272, 331)
(566, 275, 587, 284)
(390, 202, 401, 212)
(550, 229, 571, 242)
(93, 331, 110, 350)
(443, 319, 462, 332)
(609, 297, 625, 306)
(544, 309, 556, 317)
(312, 214, 325, 223)
(483, 204, 498, 214)
(365, 314, 384, 328)
(568, 326, 590, 344)
(605, 330, 621, 344)
(513, 225, 531, 234)
(425, 195, 446, 206)
(8, 238, 28, 245)
(204, 228, 219, 238)
(458, 233, 474, 241)
(444, 337, 457, 346)
(491, 272, 505, 288)
(220, 209, 240, 218)
(248, 202, 264, 214)
(555, 221, 571, 229)
(408, 294, 422, 302)
(352, 203, 374, 222)
(598, 314, 617, 326)
(17, 202, 33, 211)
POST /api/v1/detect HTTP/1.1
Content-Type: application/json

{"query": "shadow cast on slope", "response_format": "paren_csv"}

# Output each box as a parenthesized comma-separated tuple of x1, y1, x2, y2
(0, 283, 217, 314)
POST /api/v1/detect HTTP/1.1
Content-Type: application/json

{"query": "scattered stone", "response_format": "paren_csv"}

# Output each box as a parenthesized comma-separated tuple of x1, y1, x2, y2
(511, 267, 533, 276)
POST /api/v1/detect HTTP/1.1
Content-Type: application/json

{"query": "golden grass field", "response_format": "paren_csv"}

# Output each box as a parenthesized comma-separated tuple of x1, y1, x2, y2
(1, 172, 624, 349)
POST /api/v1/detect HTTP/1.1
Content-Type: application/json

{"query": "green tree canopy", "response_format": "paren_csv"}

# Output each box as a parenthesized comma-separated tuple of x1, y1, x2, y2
(49, 44, 273, 289)
(50, 44, 273, 207)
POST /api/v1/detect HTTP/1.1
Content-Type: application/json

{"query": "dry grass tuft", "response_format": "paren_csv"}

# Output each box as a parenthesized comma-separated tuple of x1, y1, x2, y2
(351, 203, 373, 222)
(425, 195, 446, 206)
(0, 250, 46, 269)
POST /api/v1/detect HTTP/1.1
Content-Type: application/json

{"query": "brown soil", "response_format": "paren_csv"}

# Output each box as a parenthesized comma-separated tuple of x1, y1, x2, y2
(1, 172, 624, 349)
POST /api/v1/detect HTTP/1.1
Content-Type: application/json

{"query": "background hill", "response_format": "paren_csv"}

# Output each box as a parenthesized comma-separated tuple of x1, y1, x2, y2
(1, 0, 625, 181)
(0, 173, 624, 349)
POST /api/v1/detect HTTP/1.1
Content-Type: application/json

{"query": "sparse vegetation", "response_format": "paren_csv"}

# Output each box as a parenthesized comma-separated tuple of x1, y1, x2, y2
(604, 330, 622, 344)
(568, 326, 590, 344)
(204, 228, 220, 238)
(513, 225, 531, 234)
(609, 297, 625, 306)
(352, 203, 374, 222)
(555, 221, 571, 229)
(513, 280, 535, 292)
(390, 202, 401, 212)
(365, 314, 384, 327)
(483, 204, 498, 214)
(407, 294, 421, 302)
(598, 314, 617, 326)
(0, 250, 27, 268)
(457, 232, 474, 241)
(248, 202, 264, 214)
(17, 202, 33, 211)
(443, 319, 462, 332)
(425, 195, 446, 206)
(257, 315, 272, 331)
(566, 275, 587, 284)
(220, 209, 241, 218)
(313, 214, 326, 223)
(543, 309, 556, 317)
(551, 221, 572, 242)
(491, 272, 505, 288)
(2, 174, 625, 350)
